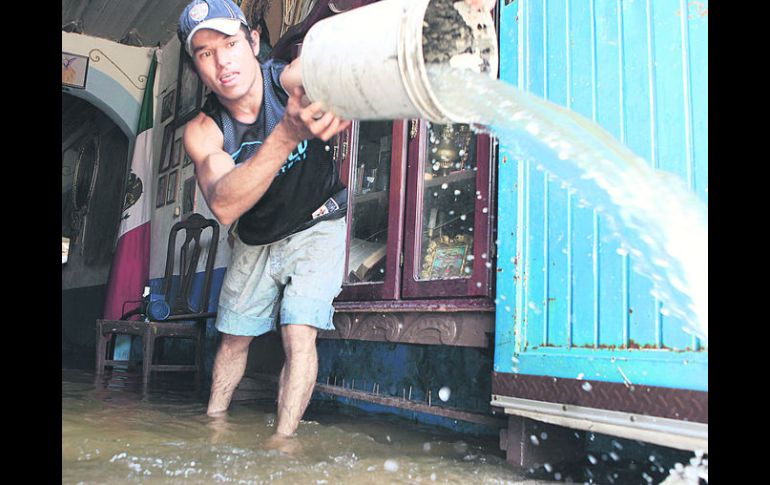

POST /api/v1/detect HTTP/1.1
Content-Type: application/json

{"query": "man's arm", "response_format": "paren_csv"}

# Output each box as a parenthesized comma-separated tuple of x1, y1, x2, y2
(184, 86, 350, 226)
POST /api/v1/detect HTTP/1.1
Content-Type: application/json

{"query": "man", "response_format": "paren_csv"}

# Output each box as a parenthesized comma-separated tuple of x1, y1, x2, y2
(178, 0, 495, 449)
(177, 0, 351, 448)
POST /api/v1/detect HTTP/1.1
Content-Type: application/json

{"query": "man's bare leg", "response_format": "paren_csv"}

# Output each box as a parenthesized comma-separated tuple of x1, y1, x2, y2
(207, 333, 254, 416)
(274, 324, 318, 437)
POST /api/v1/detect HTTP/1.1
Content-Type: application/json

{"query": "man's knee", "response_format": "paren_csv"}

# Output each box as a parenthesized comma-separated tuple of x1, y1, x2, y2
(218, 333, 254, 354)
(281, 324, 318, 357)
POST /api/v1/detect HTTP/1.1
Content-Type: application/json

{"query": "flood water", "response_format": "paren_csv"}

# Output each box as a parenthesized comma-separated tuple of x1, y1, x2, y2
(427, 65, 708, 344)
(63, 368, 554, 484)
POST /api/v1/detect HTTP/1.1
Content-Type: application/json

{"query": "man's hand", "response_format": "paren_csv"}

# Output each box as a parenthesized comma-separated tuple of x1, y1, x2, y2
(464, 0, 496, 11)
(282, 87, 352, 143)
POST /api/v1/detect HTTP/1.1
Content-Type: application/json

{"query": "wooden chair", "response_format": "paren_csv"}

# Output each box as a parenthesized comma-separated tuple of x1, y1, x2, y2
(95, 213, 219, 388)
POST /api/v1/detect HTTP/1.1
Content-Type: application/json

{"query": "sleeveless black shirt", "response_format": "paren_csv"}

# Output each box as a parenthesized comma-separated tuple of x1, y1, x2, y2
(201, 59, 346, 245)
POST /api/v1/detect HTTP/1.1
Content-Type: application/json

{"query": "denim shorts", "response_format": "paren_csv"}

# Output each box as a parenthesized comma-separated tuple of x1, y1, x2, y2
(215, 217, 346, 337)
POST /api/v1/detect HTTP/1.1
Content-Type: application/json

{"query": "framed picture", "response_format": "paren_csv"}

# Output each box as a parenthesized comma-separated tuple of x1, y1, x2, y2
(182, 176, 197, 215)
(174, 48, 202, 126)
(161, 89, 176, 123)
(158, 124, 174, 173)
(421, 237, 470, 280)
(170, 136, 183, 169)
(166, 170, 179, 204)
(62, 52, 89, 89)
(156, 175, 167, 208)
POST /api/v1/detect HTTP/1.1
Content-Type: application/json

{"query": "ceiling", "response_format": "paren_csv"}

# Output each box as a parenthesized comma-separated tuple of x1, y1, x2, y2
(62, 0, 193, 47)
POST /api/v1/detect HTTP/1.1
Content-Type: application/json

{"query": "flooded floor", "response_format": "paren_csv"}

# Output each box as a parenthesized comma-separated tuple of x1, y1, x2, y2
(63, 368, 555, 484)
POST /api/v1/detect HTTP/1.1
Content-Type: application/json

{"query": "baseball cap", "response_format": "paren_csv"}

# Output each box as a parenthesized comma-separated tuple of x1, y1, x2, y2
(178, 0, 250, 55)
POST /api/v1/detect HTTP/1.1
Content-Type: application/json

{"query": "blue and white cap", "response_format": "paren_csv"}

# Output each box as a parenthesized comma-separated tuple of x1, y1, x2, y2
(177, 0, 250, 55)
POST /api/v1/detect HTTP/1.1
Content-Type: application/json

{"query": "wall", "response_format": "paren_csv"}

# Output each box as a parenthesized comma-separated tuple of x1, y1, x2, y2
(62, 32, 154, 138)
(62, 33, 154, 368)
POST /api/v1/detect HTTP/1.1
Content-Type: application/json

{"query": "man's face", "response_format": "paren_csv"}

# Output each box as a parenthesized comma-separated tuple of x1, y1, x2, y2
(189, 28, 260, 102)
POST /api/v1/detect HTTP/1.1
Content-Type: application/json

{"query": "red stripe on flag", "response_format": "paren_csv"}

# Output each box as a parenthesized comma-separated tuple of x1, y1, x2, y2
(102, 221, 151, 320)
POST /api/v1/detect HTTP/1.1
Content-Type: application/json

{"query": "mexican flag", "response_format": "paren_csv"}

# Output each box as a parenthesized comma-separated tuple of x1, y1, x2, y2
(103, 51, 157, 323)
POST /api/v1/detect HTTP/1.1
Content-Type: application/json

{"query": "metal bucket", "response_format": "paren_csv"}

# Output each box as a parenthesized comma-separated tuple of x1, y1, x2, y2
(300, 0, 498, 123)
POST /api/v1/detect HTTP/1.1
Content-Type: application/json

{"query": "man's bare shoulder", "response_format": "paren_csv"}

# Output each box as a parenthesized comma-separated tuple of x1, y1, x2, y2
(184, 111, 221, 140)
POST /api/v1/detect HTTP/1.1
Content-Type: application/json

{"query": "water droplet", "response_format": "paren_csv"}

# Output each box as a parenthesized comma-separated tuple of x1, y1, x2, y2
(610, 451, 620, 461)
(525, 122, 540, 135)
(453, 189, 461, 196)
(582, 382, 593, 392)
(466, 254, 475, 261)
(441, 183, 449, 190)
(544, 463, 553, 473)
(383, 459, 399, 472)
(324, 145, 330, 152)
(423, 442, 431, 452)
(484, 262, 492, 268)
(530, 435, 540, 446)
(481, 253, 488, 259)
(460, 214, 467, 221)
(587, 454, 598, 465)
(504, 305, 511, 312)
(430, 472, 437, 481)
(576, 373, 584, 380)
(476, 282, 482, 288)
(540, 432, 548, 440)
(438, 386, 451, 401)
(433, 162, 441, 171)
(448, 210, 455, 216)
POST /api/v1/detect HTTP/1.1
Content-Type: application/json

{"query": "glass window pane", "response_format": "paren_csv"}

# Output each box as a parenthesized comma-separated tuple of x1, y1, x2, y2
(346, 121, 393, 284)
(418, 123, 477, 281)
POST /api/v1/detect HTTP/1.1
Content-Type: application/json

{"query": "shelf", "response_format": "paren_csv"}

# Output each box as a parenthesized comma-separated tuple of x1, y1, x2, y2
(353, 190, 388, 204)
(424, 169, 476, 188)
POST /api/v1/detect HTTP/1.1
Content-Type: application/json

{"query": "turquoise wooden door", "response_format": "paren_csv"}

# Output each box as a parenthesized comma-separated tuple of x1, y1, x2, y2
(493, 0, 708, 405)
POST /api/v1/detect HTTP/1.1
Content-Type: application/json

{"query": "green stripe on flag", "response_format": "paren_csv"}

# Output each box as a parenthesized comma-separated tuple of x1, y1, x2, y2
(137, 52, 157, 133)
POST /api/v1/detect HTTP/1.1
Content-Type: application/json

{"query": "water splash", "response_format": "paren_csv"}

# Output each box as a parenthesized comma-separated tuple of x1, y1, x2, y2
(427, 65, 708, 342)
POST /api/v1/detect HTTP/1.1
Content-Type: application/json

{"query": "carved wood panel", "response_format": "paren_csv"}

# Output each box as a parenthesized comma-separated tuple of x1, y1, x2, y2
(320, 311, 493, 348)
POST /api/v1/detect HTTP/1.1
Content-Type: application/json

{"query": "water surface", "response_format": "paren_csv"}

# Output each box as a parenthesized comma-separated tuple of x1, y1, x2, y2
(63, 369, 552, 484)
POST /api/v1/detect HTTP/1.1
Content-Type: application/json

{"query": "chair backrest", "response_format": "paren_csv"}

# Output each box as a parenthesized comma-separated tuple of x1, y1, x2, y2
(161, 213, 219, 317)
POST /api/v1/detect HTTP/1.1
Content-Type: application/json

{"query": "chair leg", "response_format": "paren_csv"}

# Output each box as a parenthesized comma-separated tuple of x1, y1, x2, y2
(143, 327, 155, 387)
(195, 322, 205, 389)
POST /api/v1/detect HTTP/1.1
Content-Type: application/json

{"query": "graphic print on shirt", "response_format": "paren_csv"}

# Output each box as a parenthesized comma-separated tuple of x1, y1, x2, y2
(230, 139, 308, 178)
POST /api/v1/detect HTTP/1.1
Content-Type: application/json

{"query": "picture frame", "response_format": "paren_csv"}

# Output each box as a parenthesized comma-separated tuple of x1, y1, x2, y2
(156, 175, 167, 208)
(62, 52, 89, 89)
(170, 136, 183, 169)
(182, 176, 196, 216)
(174, 47, 202, 126)
(161, 89, 176, 123)
(166, 170, 179, 204)
(421, 237, 470, 280)
(158, 123, 174, 173)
